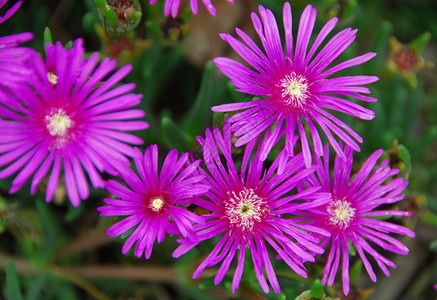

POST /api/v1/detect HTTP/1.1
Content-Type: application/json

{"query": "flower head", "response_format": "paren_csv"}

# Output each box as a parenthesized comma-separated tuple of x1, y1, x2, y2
(173, 123, 330, 294)
(0, 38, 148, 206)
(0, 1, 34, 86)
(150, 0, 234, 18)
(213, 2, 378, 167)
(98, 145, 209, 259)
(303, 144, 415, 295)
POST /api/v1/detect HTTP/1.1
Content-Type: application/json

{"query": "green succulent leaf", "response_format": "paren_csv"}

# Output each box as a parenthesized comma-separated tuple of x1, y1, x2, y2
(6, 260, 23, 300)
(162, 116, 188, 152)
(182, 61, 216, 138)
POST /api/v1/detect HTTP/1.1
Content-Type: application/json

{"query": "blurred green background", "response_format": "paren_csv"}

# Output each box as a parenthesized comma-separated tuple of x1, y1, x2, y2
(1, 0, 436, 299)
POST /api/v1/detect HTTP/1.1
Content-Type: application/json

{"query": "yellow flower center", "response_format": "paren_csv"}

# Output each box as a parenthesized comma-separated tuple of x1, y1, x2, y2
(225, 188, 269, 231)
(327, 199, 356, 229)
(149, 197, 164, 212)
(46, 109, 72, 137)
(278, 72, 310, 109)
(47, 72, 58, 86)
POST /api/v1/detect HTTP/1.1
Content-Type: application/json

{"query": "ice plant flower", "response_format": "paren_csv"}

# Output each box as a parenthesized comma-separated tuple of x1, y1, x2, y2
(98, 145, 209, 259)
(0, 0, 34, 86)
(213, 2, 378, 167)
(173, 124, 331, 294)
(303, 144, 415, 295)
(0, 38, 148, 206)
(152, 0, 234, 18)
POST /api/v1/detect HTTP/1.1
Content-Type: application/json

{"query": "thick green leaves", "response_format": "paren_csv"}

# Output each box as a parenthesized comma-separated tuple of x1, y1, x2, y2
(25, 272, 49, 300)
(162, 116, 188, 152)
(295, 279, 332, 300)
(5, 260, 23, 300)
(182, 61, 216, 138)
(43, 27, 53, 53)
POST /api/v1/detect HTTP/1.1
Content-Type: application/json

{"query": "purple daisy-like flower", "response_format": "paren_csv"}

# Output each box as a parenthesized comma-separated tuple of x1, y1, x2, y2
(213, 2, 378, 167)
(98, 145, 209, 259)
(0, 38, 148, 206)
(151, 0, 233, 18)
(173, 123, 331, 294)
(303, 144, 415, 295)
(0, 0, 34, 86)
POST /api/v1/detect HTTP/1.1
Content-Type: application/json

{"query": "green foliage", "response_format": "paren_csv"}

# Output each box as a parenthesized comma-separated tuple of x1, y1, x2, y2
(25, 271, 49, 300)
(349, 260, 363, 285)
(162, 116, 189, 151)
(409, 32, 432, 53)
(95, 0, 142, 37)
(34, 200, 68, 266)
(5, 260, 23, 300)
(295, 279, 332, 300)
(309, 279, 325, 299)
(182, 61, 218, 139)
(430, 240, 437, 251)
(43, 27, 53, 53)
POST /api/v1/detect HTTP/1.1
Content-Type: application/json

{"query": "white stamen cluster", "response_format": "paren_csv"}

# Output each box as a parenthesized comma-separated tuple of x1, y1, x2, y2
(278, 72, 310, 109)
(327, 199, 356, 229)
(47, 72, 58, 86)
(149, 197, 164, 213)
(46, 109, 72, 137)
(225, 188, 268, 231)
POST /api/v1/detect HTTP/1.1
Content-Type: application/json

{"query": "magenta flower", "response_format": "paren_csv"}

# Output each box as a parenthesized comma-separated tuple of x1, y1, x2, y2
(213, 2, 378, 167)
(173, 123, 331, 294)
(0, 38, 148, 206)
(303, 144, 415, 295)
(98, 145, 209, 259)
(151, 0, 233, 18)
(0, 1, 34, 86)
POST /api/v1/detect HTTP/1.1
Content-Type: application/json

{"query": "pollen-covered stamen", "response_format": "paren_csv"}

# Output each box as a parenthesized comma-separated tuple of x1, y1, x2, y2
(224, 188, 269, 231)
(277, 72, 310, 109)
(149, 197, 164, 213)
(46, 109, 72, 136)
(47, 72, 58, 86)
(327, 199, 356, 229)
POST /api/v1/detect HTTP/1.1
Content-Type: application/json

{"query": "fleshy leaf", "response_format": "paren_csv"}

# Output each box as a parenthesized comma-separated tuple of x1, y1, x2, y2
(6, 260, 23, 300)
(162, 116, 188, 152)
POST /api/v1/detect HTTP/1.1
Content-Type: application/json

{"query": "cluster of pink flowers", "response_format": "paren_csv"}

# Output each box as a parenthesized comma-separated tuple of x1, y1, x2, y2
(0, 0, 416, 296)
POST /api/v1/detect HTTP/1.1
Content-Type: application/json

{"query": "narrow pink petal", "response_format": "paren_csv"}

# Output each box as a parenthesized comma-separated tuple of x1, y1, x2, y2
(327, 238, 341, 286)
(214, 236, 239, 285)
(341, 236, 350, 295)
(10, 144, 49, 193)
(259, 237, 280, 293)
(249, 236, 270, 293)
(322, 52, 377, 77)
(282, 2, 293, 58)
(304, 17, 338, 66)
(46, 153, 61, 203)
(192, 233, 231, 279)
(294, 5, 317, 69)
(106, 214, 142, 238)
(122, 219, 147, 254)
(354, 238, 377, 282)
(322, 239, 336, 285)
(70, 150, 90, 200)
(211, 101, 259, 113)
(63, 152, 80, 206)
(0, 1, 22, 23)
(297, 117, 311, 168)
(232, 238, 246, 293)
(31, 150, 55, 194)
